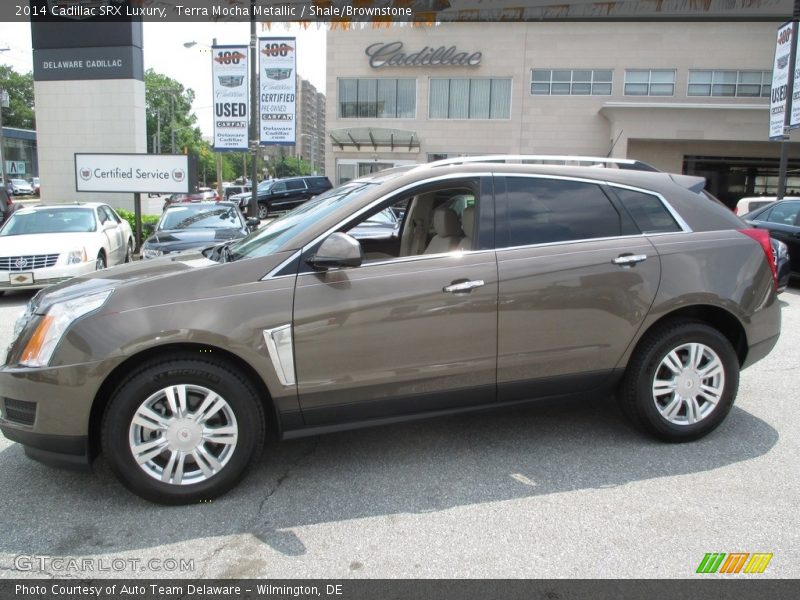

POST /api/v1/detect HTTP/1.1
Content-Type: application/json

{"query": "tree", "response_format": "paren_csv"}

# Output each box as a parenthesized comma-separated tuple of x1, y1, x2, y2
(0, 66, 35, 129)
(267, 155, 313, 179)
(144, 69, 201, 155)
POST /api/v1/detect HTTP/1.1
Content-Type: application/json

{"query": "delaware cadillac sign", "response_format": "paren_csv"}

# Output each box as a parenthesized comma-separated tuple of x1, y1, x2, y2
(366, 42, 482, 68)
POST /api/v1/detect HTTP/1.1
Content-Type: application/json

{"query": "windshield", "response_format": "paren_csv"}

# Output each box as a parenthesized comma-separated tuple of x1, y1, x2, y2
(0, 208, 96, 236)
(229, 181, 377, 260)
(159, 205, 243, 230)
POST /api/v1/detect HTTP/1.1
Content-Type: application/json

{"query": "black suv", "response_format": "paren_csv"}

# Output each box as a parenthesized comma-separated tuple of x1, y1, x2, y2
(237, 176, 332, 219)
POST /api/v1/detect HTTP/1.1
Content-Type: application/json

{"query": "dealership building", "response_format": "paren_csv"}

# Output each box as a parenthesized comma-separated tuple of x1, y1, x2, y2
(325, 20, 800, 207)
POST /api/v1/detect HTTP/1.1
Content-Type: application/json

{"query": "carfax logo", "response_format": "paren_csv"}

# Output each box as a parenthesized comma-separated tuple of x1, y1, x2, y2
(696, 552, 773, 574)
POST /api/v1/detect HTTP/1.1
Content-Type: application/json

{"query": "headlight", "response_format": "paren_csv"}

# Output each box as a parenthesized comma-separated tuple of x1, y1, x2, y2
(67, 247, 87, 264)
(19, 290, 113, 368)
(141, 247, 163, 259)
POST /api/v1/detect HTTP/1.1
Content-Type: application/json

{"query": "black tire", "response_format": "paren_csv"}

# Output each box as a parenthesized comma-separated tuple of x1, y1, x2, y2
(95, 252, 106, 270)
(124, 239, 133, 263)
(257, 202, 269, 220)
(101, 356, 265, 504)
(620, 320, 739, 442)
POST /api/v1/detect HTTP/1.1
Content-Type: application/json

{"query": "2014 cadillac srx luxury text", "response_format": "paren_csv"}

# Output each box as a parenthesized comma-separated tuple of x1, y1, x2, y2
(0, 158, 781, 504)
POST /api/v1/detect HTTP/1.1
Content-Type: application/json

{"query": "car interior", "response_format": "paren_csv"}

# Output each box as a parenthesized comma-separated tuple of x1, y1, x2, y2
(342, 183, 478, 262)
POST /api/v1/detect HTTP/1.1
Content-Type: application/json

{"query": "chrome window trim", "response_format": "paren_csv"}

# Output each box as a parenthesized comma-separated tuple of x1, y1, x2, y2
(357, 248, 496, 269)
(605, 181, 692, 233)
(260, 171, 693, 279)
(495, 233, 659, 255)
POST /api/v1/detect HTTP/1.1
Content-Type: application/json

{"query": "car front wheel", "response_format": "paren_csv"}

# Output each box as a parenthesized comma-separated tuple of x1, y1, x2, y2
(101, 356, 265, 504)
(620, 320, 739, 442)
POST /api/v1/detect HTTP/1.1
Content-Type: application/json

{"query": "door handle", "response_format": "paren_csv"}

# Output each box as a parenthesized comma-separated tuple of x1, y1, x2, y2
(613, 254, 647, 266)
(443, 279, 485, 294)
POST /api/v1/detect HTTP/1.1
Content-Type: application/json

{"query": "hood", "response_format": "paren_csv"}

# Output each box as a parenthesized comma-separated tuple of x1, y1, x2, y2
(31, 249, 297, 315)
(0, 232, 94, 256)
(144, 228, 244, 251)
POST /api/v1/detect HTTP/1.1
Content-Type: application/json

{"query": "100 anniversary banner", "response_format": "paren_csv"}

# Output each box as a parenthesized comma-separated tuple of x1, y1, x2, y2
(211, 45, 249, 151)
(259, 37, 297, 146)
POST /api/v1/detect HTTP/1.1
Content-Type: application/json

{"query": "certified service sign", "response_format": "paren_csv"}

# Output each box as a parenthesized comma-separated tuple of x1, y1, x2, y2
(75, 154, 190, 194)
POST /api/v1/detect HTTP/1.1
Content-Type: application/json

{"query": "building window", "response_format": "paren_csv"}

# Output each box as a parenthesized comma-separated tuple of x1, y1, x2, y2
(338, 78, 416, 118)
(429, 78, 511, 119)
(624, 69, 676, 96)
(530, 69, 612, 95)
(687, 70, 771, 98)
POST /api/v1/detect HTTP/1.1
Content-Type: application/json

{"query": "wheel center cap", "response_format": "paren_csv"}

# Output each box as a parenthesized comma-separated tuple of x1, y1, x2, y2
(166, 418, 203, 452)
(677, 370, 701, 395)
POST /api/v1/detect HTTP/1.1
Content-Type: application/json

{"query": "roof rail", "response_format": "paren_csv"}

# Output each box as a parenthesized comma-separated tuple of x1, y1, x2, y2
(422, 155, 660, 172)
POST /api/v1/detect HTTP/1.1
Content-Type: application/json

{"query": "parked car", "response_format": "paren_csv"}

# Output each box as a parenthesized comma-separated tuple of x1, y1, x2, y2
(141, 202, 259, 259)
(162, 189, 221, 211)
(28, 177, 40, 196)
(0, 202, 133, 293)
(734, 196, 788, 215)
(744, 199, 800, 279)
(0, 157, 781, 504)
(224, 184, 251, 201)
(772, 238, 791, 293)
(234, 175, 333, 219)
(6, 178, 34, 196)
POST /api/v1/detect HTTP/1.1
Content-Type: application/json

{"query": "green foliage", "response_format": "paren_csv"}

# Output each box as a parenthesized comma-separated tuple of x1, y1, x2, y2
(145, 69, 201, 155)
(117, 208, 160, 245)
(267, 155, 313, 179)
(0, 66, 35, 129)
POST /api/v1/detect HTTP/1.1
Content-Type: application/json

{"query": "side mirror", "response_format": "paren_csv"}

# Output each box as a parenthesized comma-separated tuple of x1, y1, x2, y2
(246, 217, 260, 230)
(103, 220, 116, 230)
(307, 232, 363, 270)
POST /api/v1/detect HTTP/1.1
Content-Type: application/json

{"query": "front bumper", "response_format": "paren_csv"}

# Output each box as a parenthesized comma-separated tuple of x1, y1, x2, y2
(0, 262, 96, 291)
(0, 361, 106, 469)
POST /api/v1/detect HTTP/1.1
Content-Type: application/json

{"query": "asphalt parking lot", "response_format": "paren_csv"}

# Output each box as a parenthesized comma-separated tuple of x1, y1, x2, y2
(0, 285, 798, 579)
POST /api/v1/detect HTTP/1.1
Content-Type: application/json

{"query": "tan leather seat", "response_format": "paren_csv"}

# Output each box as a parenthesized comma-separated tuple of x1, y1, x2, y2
(424, 207, 463, 254)
(457, 206, 474, 251)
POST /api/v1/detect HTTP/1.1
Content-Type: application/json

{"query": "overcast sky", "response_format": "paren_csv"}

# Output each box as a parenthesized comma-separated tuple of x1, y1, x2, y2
(0, 21, 326, 138)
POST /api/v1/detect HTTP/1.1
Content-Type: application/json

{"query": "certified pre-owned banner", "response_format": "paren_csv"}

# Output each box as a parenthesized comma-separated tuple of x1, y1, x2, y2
(212, 45, 249, 151)
(259, 37, 296, 145)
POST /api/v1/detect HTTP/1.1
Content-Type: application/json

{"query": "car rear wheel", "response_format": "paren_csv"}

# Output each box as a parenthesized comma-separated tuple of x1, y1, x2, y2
(101, 356, 265, 504)
(124, 240, 133, 263)
(620, 320, 739, 442)
(257, 202, 269, 220)
(95, 252, 106, 270)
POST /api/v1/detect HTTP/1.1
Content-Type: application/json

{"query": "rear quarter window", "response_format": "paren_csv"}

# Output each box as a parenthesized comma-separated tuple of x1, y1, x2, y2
(613, 187, 681, 233)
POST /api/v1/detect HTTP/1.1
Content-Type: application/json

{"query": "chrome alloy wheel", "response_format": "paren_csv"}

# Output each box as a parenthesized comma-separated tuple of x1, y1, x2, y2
(652, 342, 725, 426)
(128, 384, 238, 485)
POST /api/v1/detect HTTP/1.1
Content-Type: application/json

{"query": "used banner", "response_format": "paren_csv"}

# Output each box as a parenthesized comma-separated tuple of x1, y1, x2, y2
(212, 45, 249, 151)
(259, 37, 296, 145)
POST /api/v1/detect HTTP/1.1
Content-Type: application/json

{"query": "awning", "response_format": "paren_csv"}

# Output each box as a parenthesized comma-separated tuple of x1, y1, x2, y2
(329, 127, 420, 151)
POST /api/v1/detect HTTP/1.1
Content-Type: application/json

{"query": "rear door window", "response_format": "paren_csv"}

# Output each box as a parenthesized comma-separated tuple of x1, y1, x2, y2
(286, 179, 307, 191)
(500, 176, 622, 248)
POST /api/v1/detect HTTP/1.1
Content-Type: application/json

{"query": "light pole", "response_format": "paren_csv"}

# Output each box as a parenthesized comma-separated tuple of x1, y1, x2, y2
(0, 46, 10, 191)
(248, 2, 259, 219)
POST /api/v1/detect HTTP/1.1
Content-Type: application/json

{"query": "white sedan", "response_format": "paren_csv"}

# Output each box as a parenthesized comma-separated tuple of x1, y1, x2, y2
(0, 202, 133, 293)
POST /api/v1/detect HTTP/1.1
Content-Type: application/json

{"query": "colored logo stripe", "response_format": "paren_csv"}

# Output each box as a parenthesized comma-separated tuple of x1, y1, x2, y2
(696, 552, 773, 574)
(697, 553, 726, 573)
(744, 553, 773, 574)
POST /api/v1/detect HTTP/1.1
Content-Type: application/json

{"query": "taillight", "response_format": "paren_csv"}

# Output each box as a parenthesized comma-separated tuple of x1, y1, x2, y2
(739, 228, 777, 289)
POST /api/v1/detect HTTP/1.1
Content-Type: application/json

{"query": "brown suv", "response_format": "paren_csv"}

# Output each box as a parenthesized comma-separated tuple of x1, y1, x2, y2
(0, 157, 781, 504)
